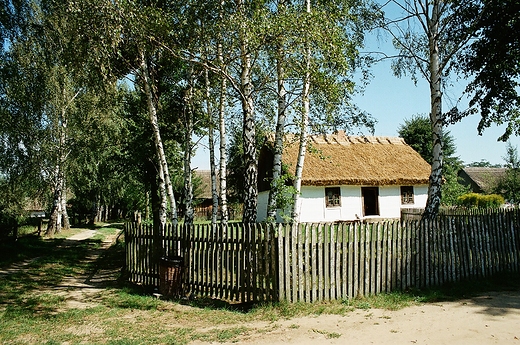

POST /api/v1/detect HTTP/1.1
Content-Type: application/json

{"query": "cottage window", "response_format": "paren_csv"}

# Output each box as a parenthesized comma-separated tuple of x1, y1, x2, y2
(325, 187, 341, 207)
(401, 186, 414, 204)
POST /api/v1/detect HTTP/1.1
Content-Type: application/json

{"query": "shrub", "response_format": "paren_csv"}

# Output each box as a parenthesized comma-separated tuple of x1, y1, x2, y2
(0, 208, 19, 238)
(457, 193, 504, 208)
(479, 194, 505, 208)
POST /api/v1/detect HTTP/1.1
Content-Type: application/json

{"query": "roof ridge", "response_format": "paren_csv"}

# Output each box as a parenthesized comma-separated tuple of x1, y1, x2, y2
(309, 134, 405, 145)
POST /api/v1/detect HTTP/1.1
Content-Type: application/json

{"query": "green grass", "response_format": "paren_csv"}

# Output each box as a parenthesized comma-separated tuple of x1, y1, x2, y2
(90, 226, 122, 241)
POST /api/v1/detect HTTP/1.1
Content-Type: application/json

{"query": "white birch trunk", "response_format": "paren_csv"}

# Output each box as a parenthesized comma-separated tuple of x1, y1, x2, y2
(218, 1, 229, 225)
(423, 0, 444, 219)
(237, 0, 257, 223)
(145, 190, 150, 221)
(267, 48, 287, 221)
(183, 66, 195, 225)
(46, 163, 63, 236)
(206, 68, 219, 226)
(61, 177, 70, 230)
(291, 0, 311, 223)
(218, 76, 229, 224)
(140, 51, 169, 228)
(46, 105, 69, 236)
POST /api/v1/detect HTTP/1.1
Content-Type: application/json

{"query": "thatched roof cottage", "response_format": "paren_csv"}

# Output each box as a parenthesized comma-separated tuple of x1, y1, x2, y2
(458, 167, 506, 194)
(257, 132, 431, 223)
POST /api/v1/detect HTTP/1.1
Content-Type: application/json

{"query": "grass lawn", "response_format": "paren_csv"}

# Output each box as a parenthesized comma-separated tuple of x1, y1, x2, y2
(1, 225, 519, 344)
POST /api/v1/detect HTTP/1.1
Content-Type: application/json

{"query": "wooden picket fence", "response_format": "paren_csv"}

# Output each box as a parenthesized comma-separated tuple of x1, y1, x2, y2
(124, 209, 520, 303)
(125, 222, 278, 302)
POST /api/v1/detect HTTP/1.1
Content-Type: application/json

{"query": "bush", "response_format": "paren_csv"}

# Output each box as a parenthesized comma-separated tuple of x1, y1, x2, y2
(457, 193, 505, 208)
(0, 208, 19, 238)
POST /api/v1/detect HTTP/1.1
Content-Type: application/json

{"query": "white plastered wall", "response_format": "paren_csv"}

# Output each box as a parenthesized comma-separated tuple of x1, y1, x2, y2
(256, 184, 430, 223)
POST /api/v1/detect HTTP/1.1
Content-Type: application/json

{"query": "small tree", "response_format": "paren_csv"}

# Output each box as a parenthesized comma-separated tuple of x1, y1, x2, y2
(398, 115, 468, 205)
(498, 142, 520, 204)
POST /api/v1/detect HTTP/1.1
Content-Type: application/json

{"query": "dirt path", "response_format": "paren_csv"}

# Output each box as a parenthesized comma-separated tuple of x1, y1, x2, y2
(187, 290, 520, 345)
(44, 229, 122, 310)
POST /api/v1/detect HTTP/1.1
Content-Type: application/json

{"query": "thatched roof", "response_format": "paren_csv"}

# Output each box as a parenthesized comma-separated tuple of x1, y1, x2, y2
(458, 167, 506, 193)
(269, 132, 431, 187)
(193, 170, 216, 199)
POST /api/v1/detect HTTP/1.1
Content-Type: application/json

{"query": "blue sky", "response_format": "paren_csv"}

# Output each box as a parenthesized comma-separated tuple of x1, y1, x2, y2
(352, 56, 512, 167)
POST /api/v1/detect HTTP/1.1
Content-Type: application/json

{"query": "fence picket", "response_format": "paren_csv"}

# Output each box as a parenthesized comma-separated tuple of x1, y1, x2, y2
(305, 224, 311, 302)
(278, 224, 285, 301)
(298, 224, 304, 302)
(347, 223, 354, 298)
(382, 222, 389, 293)
(371, 223, 377, 295)
(375, 222, 383, 294)
(341, 224, 348, 299)
(328, 224, 333, 299)
(359, 223, 366, 297)
(330, 224, 336, 300)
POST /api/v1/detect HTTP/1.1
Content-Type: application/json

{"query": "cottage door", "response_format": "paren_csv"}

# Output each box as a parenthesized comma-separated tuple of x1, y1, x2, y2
(361, 187, 379, 217)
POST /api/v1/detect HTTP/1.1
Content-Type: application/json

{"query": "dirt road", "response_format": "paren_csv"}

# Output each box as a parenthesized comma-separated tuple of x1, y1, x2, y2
(192, 290, 520, 345)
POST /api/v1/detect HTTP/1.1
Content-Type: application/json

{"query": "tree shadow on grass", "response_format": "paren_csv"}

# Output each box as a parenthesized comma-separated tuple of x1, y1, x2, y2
(0, 235, 119, 317)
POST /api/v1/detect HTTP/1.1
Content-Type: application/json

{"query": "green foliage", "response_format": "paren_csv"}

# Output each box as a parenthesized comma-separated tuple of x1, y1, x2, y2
(457, 193, 504, 208)
(398, 115, 435, 164)
(467, 160, 502, 168)
(454, 0, 520, 141)
(0, 208, 18, 238)
(266, 164, 298, 223)
(497, 142, 520, 203)
(397, 115, 468, 205)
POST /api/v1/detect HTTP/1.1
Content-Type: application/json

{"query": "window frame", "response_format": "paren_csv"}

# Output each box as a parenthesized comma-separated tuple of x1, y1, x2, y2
(325, 187, 341, 208)
(401, 186, 415, 205)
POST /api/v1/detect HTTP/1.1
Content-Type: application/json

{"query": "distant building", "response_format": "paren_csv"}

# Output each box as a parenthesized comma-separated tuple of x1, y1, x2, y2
(458, 167, 506, 194)
(192, 170, 216, 219)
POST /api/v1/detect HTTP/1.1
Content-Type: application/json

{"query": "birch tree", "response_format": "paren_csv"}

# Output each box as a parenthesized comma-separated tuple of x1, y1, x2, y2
(380, 0, 479, 219)
(265, 0, 290, 221)
(216, 0, 229, 225)
(1, 0, 84, 235)
(69, 0, 185, 228)
(234, 0, 258, 223)
(282, 0, 376, 222)
(291, 0, 312, 222)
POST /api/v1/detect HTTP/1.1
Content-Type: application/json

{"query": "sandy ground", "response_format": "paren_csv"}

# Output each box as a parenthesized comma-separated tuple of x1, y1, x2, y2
(207, 290, 520, 345)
